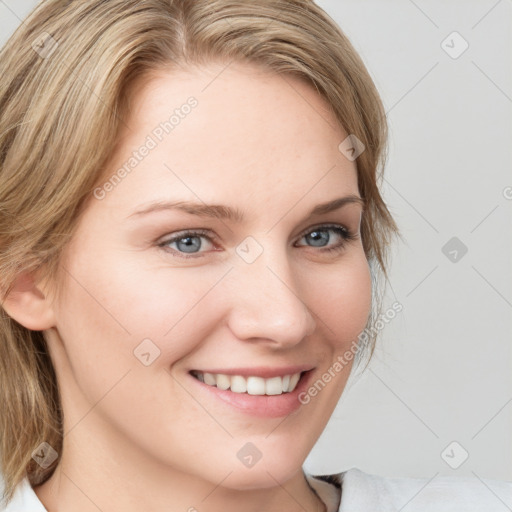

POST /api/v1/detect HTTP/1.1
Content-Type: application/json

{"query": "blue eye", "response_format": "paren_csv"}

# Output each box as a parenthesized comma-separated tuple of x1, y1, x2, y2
(296, 224, 359, 253)
(158, 229, 214, 258)
(158, 224, 358, 259)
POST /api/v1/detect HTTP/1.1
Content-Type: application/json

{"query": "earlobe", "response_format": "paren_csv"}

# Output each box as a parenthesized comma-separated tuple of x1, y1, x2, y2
(1, 271, 56, 331)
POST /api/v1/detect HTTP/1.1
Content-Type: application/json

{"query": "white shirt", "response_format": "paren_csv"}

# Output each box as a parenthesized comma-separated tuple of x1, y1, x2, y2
(304, 468, 512, 512)
(2, 467, 511, 511)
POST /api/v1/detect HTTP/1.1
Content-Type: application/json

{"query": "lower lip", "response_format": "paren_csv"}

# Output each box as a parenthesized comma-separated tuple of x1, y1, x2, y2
(188, 371, 314, 418)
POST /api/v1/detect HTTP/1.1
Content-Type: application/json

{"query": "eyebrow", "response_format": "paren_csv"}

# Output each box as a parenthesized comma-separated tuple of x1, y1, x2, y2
(127, 194, 364, 222)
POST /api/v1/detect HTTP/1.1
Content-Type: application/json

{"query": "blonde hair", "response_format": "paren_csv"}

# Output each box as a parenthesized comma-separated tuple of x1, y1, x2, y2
(0, 0, 399, 504)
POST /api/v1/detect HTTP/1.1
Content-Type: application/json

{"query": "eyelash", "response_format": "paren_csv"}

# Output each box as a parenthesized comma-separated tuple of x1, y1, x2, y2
(157, 224, 359, 260)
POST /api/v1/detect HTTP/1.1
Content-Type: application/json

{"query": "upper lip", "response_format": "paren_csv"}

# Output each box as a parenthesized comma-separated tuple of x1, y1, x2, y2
(190, 365, 314, 379)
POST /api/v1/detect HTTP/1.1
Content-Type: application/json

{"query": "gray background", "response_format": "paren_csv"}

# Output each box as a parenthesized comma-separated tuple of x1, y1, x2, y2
(1, 0, 511, 484)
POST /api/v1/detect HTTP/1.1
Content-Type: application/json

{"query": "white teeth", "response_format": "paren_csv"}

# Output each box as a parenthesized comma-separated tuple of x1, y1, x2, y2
(288, 372, 300, 391)
(193, 371, 303, 395)
(230, 375, 247, 393)
(203, 372, 216, 386)
(216, 374, 230, 390)
(247, 376, 266, 395)
(265, 376, 283, 395)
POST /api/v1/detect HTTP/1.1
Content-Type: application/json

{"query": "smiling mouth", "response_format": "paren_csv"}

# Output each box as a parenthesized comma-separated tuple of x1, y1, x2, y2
(189, 370, 306, 396)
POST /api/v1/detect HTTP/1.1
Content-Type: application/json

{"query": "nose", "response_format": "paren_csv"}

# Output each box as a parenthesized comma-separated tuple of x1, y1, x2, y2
(225, 247, 317, 348)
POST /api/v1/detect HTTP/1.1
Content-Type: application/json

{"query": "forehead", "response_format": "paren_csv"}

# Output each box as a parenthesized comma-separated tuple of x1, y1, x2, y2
(125, 60, 348, 155)
(96, 61, 359, 219)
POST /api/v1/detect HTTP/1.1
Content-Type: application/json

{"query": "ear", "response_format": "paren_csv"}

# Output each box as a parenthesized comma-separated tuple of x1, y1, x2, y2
(1, 271, 56, 330)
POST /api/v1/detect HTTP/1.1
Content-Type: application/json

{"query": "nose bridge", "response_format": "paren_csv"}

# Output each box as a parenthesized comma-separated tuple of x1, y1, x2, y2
(226, 242, 316, 345)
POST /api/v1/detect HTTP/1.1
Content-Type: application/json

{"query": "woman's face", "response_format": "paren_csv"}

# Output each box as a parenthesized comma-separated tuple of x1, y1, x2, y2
(45, 61, 371, 490)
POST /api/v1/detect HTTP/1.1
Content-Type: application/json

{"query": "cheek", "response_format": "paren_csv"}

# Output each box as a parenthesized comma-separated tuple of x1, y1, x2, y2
(53, 247, 228, 392)
(297, 252, 370, 409)
(310, 250, 372, 347)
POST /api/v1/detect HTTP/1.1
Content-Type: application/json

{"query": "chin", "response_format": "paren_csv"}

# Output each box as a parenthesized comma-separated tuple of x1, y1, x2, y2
(218, 463, 304, 491)
(210, 442, 308, 491)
